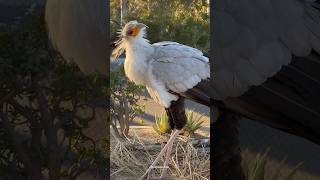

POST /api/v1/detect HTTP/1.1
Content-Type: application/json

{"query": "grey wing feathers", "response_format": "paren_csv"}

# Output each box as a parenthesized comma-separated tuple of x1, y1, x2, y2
(213, 0, 320, 100)
(152, 41, 208, 62)
(45, 0, 108, 74)
(151, 42, 210, 93)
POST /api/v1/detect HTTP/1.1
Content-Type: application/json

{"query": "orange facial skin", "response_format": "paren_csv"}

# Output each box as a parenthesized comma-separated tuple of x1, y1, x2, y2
(131, 26, 140, 37)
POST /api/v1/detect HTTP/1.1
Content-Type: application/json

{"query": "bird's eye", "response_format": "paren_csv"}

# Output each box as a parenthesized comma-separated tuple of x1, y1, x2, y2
(127, 27, 139, 37)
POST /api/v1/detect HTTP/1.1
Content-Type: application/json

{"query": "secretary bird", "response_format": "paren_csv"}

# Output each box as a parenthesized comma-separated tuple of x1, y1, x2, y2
(111, 20, 210, 178)
(44, 0, 320, 179)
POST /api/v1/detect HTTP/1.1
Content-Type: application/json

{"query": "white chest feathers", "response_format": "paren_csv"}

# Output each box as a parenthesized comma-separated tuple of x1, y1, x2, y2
(124, 48, 149, 85)
(123, 40, 178, 108)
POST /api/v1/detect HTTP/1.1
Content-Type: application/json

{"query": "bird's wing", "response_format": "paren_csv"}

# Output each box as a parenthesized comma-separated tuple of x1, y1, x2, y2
(150, 42, 210, 93)
(213, 0, 320, 100)
(45, 0, 108, 74)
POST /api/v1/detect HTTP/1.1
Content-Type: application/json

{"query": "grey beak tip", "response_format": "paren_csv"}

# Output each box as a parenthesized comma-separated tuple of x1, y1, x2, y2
(138, 23, 148, 28)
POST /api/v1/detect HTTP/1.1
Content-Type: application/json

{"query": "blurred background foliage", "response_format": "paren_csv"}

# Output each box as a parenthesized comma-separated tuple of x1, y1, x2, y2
(110, 0, 210, 51)
(110, 66, 145, 138)
(0, 8, 107, 179)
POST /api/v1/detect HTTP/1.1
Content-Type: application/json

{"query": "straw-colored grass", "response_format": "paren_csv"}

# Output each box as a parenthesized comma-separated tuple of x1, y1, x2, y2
(241, 149, 319, 180)
(110, 128, 210, 180)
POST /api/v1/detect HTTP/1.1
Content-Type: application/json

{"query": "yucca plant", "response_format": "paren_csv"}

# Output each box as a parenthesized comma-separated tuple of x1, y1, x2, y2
(153, 110, 204, 136)
(153, 111, 172, 135)
(183, 110, 204, 137)
(246, 149, 269, 180)
(244, 148, 303, 180)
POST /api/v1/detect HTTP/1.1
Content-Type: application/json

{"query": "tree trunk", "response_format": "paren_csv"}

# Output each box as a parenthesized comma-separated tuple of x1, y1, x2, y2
(212, 110, 245, 180)
(120, 0, 128, 25)
(28, 168, 43, 180)
(36, 87, 61, 180)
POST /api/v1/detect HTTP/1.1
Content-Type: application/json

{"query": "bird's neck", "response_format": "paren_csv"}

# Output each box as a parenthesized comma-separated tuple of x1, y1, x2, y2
(125, 37, 154, 61)
(123, 38, 153, 85)
(126, 37, 152, 49)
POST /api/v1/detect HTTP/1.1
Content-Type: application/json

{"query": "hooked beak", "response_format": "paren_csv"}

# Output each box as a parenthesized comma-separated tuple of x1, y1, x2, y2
(137, 23, 148, 29)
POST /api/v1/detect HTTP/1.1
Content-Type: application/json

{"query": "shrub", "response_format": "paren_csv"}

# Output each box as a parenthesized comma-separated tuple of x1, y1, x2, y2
(183, 110, 204, 137)
(110, 66, 145, 138)
(153, 110, 204, 137)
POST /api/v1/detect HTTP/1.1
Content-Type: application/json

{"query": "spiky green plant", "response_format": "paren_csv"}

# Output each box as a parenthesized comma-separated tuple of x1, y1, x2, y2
(246, 149, 269, 180)
(153, 111, 172, 135)
(183, 110, 204, 137)
(245, 148, 303, 180)
(153, 110, 204, 136)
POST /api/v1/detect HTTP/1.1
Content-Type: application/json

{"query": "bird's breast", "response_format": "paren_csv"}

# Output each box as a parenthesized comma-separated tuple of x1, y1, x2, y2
(124, 53, 149, 85)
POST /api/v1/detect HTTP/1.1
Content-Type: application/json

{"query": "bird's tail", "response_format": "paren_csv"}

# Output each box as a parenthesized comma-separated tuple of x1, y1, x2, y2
(222, 51, 320, 145)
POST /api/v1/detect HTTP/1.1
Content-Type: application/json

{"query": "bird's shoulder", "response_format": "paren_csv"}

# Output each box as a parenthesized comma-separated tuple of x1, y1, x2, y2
(151, 41, 208, 63)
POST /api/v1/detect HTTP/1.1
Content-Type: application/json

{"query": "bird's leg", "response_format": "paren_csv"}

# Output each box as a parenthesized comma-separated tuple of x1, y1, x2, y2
(160, 129, 176, 178)
(139, 129, 181, 180)
(165, 108, 175, 133)
(212, 109, 245, 180)
(160, 97, 186, 178)
(140, 97, 185, 179)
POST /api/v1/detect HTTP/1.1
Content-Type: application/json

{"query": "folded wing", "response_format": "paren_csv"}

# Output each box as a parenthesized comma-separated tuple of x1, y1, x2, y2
(151, 42, 210, 93)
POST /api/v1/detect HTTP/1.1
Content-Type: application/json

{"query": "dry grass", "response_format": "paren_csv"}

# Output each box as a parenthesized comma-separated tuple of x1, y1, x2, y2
(110, 128, 210, 180)
(241, 149, 320, 180)
(109, 127, 320, 180)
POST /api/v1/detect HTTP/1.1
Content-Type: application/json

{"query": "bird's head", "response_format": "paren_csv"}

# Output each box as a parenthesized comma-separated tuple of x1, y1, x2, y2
(121, 20, 148, 39)
(111, 20, 148, 60)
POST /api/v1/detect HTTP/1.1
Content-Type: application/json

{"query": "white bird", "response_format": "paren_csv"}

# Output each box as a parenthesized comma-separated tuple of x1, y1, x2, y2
(112, 20, 210, 178)
(113, 21, 210, 108)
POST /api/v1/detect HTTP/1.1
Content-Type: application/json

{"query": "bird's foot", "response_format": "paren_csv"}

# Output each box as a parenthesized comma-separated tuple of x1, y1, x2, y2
(138, 129, 180, 180)
(160, 134, 175, 179)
